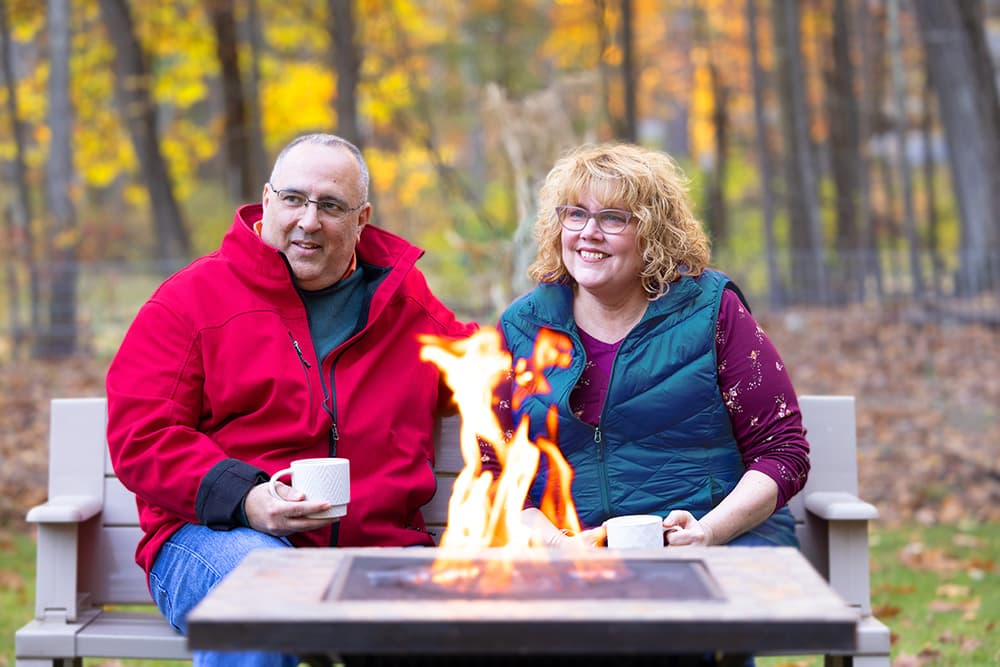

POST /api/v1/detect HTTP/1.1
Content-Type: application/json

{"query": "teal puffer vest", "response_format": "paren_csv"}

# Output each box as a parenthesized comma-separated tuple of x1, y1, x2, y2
(499, 269, 796, 546)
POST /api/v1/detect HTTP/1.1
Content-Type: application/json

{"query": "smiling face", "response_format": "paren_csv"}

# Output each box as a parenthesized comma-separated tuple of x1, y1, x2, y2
(560, 192, 645, 303)
(257, 142, 371, 291)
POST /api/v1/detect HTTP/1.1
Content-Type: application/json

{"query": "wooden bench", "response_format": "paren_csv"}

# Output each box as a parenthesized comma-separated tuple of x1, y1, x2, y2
(15, 395, 890, 666)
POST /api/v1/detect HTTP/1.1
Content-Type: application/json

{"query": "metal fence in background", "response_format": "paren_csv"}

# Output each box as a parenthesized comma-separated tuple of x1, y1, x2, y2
(1, 247, 997, 362)
(721, 248, 1000, 325)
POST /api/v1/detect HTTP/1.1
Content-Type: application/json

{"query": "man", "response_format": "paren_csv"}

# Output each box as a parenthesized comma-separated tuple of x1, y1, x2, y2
(106, 134, 475, 667)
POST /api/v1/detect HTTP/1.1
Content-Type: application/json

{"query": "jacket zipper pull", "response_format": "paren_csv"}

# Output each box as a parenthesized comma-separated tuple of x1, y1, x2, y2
(594, 425, 602, 443)
(330, 423, 339, 456)
(289, 334, 312, 368)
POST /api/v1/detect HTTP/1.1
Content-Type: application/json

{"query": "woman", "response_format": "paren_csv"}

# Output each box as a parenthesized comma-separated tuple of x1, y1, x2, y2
(499, 143, 809, 550)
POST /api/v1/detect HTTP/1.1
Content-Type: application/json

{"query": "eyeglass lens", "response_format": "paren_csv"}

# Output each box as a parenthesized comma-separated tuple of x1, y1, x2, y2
(557, 206, 631, 234)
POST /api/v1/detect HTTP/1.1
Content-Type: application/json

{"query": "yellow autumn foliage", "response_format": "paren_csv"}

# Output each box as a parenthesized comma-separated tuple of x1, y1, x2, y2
(365, 148, 400, 189)
(161, 119, 218, 200)
(154, 59, 211, 110)
(363, 70, 416, 126)
(124, 183, 149, 208)
(9, 8, 43, 42)
(14, 64, 48, 126)
(690, 48, 714, 159)
(75, 117, 134, 188)
(261, 63, 335, 147)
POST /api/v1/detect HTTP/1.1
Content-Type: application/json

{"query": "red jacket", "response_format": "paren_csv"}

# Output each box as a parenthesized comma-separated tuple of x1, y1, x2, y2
(106, 205, 476, 580)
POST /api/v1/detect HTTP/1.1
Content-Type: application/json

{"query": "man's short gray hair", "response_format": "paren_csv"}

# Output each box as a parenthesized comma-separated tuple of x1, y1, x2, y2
(270, 133, 370, 203)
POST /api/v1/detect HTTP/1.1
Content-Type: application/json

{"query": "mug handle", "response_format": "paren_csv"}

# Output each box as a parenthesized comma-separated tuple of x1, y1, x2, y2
(267, 468, 294, 500)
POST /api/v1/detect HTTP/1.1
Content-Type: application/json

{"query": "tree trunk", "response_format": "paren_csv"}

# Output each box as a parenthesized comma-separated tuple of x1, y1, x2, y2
(887, 0, 925, 300)
(703, 61, 729, 247)
(0, 0, 41, 351)
(595, 0, 616, 135)
(98, 0, 191, 266)
(825, 0, 862, 303)
(957, 0, 1000, 224)
(853, 0, 884, 299)
(208, 0, 256, 202)
(38, 0, 79, 359)
(243, 0, 269, 188)
(921, 62, 943, 295)
(620, 0, 637, 142)
(746, 0, 782, 309)
(329, 0, 362, 149)
(913, 0, 999, 293)
(771, 0, 827, 303)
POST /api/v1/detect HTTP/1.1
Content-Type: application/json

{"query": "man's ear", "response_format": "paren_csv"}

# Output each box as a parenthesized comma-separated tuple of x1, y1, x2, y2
(356, 202, 372, 236)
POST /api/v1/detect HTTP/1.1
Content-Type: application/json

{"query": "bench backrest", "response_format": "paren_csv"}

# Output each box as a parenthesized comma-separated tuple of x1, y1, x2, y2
(47, 394, 855, 608)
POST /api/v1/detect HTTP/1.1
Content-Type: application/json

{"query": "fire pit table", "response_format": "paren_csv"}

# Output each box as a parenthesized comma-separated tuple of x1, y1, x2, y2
(187, 546, 859, 663)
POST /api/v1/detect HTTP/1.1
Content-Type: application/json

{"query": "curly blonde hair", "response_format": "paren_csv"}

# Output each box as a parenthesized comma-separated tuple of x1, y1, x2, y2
(528, 143, 711, 299)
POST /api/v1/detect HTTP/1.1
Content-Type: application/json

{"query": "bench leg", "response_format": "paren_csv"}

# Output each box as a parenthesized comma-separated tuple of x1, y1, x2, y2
(845, 658, 890, 667)
(824, 655, 890, 667)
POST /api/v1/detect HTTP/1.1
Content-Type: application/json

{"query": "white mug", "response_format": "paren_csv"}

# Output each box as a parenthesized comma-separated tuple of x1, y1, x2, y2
(605, 514, 666, 549)
(268, 457, 350, 519)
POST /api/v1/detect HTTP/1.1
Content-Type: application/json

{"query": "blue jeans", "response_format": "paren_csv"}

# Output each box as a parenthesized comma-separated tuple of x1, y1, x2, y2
(149, 523, 300, 667)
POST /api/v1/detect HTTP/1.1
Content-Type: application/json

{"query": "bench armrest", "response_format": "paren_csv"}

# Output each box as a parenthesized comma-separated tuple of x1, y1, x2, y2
(803, 491, 878, 615)
(26, 494, 103, 523)
(27, 495, 103, 622)
(804, 491, 879, 521)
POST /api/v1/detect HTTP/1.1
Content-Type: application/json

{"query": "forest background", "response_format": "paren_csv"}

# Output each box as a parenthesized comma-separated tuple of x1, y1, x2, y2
(0, 0, 998, 665)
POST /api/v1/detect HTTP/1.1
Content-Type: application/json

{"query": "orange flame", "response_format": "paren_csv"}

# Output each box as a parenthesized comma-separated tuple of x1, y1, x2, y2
(418, 327, 583, 553)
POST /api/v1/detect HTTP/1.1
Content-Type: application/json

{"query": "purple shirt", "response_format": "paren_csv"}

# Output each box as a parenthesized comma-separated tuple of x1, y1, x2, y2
(569, 289, 810, 509)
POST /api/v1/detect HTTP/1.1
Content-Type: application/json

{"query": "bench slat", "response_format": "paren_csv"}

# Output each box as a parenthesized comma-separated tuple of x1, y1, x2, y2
(75, 610, 189, 660)
(83, 526, 153, 606)
(102, 477, 141, 527)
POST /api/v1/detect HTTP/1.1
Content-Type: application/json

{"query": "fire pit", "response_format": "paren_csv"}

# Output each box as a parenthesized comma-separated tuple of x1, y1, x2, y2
(340, 553, 721, 602)
(188, 546, 859, 663)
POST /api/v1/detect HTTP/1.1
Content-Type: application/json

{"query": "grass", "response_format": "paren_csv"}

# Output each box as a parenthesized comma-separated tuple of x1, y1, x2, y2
(759, 521, 999, 667)
(4, 523, 998, 666)
(867, 521, 999, 666)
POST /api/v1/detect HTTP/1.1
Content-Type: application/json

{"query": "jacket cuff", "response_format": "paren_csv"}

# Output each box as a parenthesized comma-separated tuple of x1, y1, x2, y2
(196, 459, 270, 530)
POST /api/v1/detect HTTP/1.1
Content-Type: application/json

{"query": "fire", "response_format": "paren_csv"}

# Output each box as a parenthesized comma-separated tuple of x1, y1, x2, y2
(419, 327, 583, 554)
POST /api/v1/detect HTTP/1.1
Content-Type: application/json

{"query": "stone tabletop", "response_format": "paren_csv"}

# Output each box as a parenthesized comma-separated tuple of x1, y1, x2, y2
(188, 546, 859, 656)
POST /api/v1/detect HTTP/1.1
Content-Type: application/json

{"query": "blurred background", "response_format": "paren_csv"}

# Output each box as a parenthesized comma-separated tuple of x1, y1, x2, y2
(2, 0, 999, 524)
(1, 2, 999, 663)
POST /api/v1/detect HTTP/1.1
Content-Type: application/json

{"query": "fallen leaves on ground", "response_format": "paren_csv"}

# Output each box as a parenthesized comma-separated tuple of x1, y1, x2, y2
(758, 305, 1000, 526)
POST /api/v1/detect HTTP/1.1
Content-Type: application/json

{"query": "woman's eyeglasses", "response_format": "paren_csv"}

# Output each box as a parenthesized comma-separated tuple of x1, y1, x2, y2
(555, 205, 634, 235)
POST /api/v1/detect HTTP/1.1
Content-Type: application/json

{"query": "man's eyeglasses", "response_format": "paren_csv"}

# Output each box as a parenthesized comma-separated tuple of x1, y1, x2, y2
(267, 182, 365, 220)
(555, 205, 635, 235)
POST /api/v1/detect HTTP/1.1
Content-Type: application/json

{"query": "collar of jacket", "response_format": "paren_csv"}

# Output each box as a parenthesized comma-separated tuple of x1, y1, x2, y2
(513, 273, 707, 334)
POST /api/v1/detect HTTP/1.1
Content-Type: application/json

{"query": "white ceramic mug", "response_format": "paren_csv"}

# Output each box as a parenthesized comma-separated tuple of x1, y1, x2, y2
(267, 457, 350, 519)
(605, 514, 666, 549)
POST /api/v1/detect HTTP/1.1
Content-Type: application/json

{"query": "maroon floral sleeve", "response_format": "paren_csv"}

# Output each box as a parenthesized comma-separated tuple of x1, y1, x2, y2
(716, 289, 810, 509)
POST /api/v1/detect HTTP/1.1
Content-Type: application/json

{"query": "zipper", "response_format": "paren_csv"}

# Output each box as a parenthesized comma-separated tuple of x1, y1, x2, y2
(289, 333, 311, 368)
(321, 334, 366, 458)
(329, 421, 339, 456)
(288, 332, 315, 416)
(542, 322, 614, 517)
